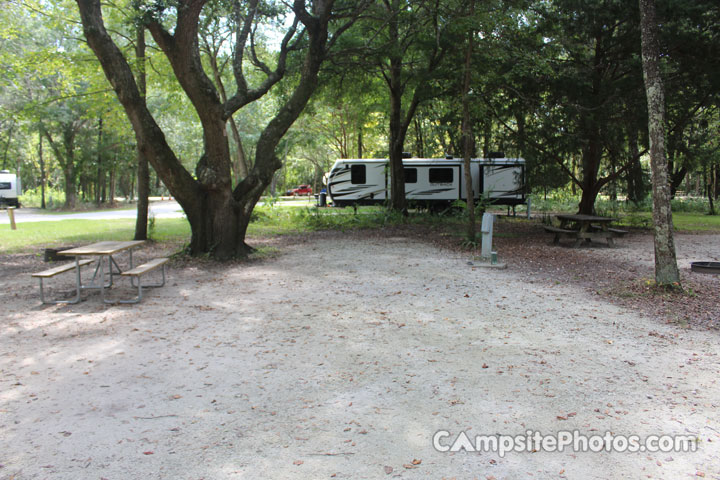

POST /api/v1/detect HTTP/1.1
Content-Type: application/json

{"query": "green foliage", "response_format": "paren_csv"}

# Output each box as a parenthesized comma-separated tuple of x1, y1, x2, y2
(531, 192, 716, 216)
(1, 0, 718, 226)
(147, 213, 157, 240)
(19, 186, 66, 208)
(247, 205, 407, 234)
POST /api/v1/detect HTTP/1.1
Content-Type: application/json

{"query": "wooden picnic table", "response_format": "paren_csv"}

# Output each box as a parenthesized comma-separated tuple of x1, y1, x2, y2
(59, 240, 145, 303)
(545, 214, 627, 247)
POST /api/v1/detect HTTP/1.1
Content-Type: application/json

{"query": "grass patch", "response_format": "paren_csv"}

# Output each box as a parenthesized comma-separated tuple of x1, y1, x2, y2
(616, 212, 720, 232)
(0, 218, 191, 254)
(0, 205, 407, 254)
(671, 213, 720, 232)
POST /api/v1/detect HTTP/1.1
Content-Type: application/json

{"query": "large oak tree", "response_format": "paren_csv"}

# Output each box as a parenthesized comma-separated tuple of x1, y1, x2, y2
(76, 0, 363, 258)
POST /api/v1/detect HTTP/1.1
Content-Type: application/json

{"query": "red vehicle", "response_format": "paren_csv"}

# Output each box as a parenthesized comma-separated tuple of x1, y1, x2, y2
(286, 184, 313, 196)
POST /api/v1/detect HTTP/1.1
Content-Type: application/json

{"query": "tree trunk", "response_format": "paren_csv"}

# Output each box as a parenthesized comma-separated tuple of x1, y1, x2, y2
(2, 120, 14, 170)
(229, 118, 249, 184)
(515, 112, 526, 159)
(461, 0, 476, 241)
(706, 164, 716, 215)
(626, 125, 645, 204)
(388, 78, 407, 213)
(134, 22, 149, 240)
(205, 43, 250, 184)
(387, 3, 407, 214)
(62, 163, 77, 209)
(577, 128, 603, 214)
(96, 117, 103, 206)
(414, 117, 425, 158)
(38, 128, 46, 209)
(609, 156, 617, 202)
(639, 0, 681, 286)
(108, 162, 116, 206)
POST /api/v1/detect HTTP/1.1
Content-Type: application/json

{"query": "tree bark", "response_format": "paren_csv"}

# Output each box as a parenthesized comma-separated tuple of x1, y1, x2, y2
(639, 0, 681, 286)
(108, 162, 116, 206)
(204, 38, 250, 182)
(386, 0, 407, 214)
(38, 127, 46, 209)
(134, 21, 149, 240)
(461, 0, 476, 241)
(381, 0, 444, 214)
(95, 117, 103, 206)
(2, 120, 14, 170)
(414, 117, 425, 159)
(626, 125, 646, 204)
(706, 164, 716, 215)
(669, 165, 687, 198)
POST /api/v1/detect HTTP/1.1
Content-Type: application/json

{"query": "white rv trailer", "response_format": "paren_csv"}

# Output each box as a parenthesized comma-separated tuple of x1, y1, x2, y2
(326, 157, 525, 208)
(0, 170, 21, 207)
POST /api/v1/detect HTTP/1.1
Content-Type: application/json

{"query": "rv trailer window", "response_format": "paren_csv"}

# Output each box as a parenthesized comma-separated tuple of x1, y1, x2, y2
(351, 165, 366, 184)
(429, 168, 453, 183)
(404, 168, 417, 184)
(0, 182, 10, 190)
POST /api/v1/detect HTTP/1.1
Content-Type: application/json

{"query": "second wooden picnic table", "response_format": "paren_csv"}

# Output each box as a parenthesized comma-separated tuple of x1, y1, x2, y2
(546, 214, 627, 247)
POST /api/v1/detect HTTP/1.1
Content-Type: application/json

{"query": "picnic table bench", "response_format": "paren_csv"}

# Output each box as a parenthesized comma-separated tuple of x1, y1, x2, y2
(32, 258, 95, 304)
(546, 214, 627, 247)
(120, 257, 169, 304)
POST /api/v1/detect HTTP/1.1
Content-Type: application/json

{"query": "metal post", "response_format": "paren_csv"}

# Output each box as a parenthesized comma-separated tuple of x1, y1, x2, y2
(8, 207, 16, 230)
(481, 212, 494, 258)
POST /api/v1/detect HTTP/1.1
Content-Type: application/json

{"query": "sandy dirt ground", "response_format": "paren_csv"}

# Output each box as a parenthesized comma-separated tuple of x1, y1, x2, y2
(1, 234, 719, 479)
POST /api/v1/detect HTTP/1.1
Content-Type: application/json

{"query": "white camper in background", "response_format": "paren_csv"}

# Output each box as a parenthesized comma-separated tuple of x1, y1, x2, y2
(326, 157, 525, 209)
(0, 170, 21, 207)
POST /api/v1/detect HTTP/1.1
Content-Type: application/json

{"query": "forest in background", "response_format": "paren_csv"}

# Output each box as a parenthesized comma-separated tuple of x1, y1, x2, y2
(1, 0, 718, 212)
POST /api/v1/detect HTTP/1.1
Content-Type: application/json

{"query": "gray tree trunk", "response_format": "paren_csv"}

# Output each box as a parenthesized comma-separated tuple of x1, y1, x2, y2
(38, 128, 46, 209)
(461, 0, 476, 241)
(95, 117, 103, 206)
(134, 22, 149, 240)
(639, 0, 681, 286)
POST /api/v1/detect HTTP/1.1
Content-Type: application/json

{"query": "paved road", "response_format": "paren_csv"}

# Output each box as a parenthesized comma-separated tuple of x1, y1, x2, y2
(0, 200, 185, 224)
(0, 198, 316, 224)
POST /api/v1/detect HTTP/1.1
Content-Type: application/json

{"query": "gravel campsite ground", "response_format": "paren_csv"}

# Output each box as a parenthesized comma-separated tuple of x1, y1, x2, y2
(1, 220, 719, 479)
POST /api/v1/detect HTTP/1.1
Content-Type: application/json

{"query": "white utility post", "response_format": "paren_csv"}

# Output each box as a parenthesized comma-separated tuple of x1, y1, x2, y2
(481, 212, 494, 258)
